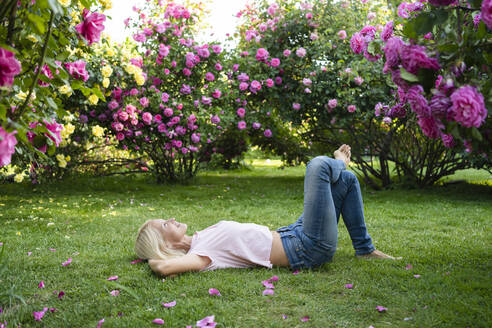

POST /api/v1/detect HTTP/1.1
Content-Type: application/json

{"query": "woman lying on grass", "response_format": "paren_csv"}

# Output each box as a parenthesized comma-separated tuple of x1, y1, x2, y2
(135, 144, 400, 277)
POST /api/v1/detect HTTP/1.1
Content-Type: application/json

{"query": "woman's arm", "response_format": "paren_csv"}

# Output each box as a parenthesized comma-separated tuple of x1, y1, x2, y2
(148, 254, 211, 277)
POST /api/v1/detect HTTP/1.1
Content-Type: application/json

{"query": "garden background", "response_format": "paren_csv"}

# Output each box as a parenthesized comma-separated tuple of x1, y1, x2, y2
(0, 0, 491, 327)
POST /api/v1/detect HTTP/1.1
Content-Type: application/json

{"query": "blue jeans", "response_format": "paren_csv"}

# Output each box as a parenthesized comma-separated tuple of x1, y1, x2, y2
(277, 156, 375, 269)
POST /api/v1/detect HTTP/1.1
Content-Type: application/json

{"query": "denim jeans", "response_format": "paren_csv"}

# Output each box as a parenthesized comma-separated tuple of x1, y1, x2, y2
(277, 156, 375, 269)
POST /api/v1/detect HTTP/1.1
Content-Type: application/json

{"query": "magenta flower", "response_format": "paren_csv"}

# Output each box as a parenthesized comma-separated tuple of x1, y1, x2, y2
(33, 307, 48, 321)
(110, 290, 120, 296)
(152, 318, 165, 325)
(275, 76, 282, 85)
(264, 129, 272, 137)
(482, 0, 492, 29)
(300, 316, 310, 322)
(418, 115, 442, 139)
(376, 305, 388, 312)
(58, 291, 65, 299)
(239, 82, 249, 91)
(75, 9, 106, 45)
(350, 33, 365, 54)
(211, 115, 220, 124)
(381, 21, 393, 42)
(212, 89, 222, 99)
(238, 73, 250, 82)
(262, 289, 274, 296)
(162, 300, 176, 308)
(64, 60, 89, 82)
(271, 58, 280, 67)
(407, 85, 431, 117)
(107, 275, 118, 281)
(97, 318, 105, 328)
(205, 72, 215, 81)
(196, 315, 216, 327)
(292, 270, 300, 275)
(62, 258, 72, 266)
(267, 275, 279, 282)
(236, 107, 246, 117)
(400, 44, 440, 75)
(0, 127, 17, 167)
(449, 85, 487, 128)
(441, 133, 455, 148)
(256, 48, 269, 62)
(38, 281, 45, 288)
(250, 80, 261, 93)
(0, 47, 22, 87)
(237, 121, 246, 130)
(282, 314, 287, 319)
(139, 97, 149, 108)
(208, 288, 221, 296)
(296, 47, 307, 57)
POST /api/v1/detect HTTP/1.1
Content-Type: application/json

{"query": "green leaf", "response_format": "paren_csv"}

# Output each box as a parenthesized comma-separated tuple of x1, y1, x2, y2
(80, 0, 91, 9)
(47, 0, 63, 15)
(92, 88, 105, 101)
(46, 97, 58, 109)
(71, 80, 83, 90)
(402, 21, 417, 40)
(27, 13, 46, 35)
(47, 144, 56, 156)
(399, 68, 419, 83)
(471, 127, 483, 141)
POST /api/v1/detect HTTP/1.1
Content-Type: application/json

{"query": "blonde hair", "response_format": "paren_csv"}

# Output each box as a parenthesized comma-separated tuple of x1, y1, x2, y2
(134, 220, 187, 260)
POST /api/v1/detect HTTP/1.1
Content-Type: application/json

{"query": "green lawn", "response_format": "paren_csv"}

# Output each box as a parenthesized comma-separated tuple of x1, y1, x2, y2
(0, 163, 491, 327)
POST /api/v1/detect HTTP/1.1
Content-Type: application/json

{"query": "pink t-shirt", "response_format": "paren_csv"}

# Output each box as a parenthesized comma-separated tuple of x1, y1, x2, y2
(188, 220, 273, 271)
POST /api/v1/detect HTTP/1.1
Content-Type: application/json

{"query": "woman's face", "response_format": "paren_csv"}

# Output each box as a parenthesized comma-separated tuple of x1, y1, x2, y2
(150, 218, 187, 245)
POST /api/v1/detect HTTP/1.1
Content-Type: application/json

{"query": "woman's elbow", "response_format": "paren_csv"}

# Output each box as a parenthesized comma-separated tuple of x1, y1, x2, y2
(148, 259, 170, 276)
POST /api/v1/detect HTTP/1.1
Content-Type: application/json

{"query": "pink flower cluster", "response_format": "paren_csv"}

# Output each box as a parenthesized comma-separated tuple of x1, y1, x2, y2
(75, 9, 106, 45)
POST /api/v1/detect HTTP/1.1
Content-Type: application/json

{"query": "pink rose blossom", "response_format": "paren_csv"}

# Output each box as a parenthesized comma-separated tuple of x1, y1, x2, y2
(292, 103, 301, 110)
(75, 9, 106, 45)
(239, 82, 249, 91)
(350, 33, 365, 54)
(38, 281, 45, 288)
(142, 112, 153, 125)
(296, 47, 307, 57)
(62, 258, 72, 266)
(481, 0, 492, 35)
(418, 115, 442, 139)
(381, 21, 393, 42)
(0, 127, 17, 167)
(236, 107, 246, 117)
(0, 47, 21, 87)
(337, 30, 347, 40)
(354, 76, 364, 85)
(264, 129, 272, 137)
(256, 48, 269, 62)
(449, 85, 487, 128)
(64, 60, 89, 82)
(262, 289, 274, 296)
(252, 122, 261, 129)
(271, 57, 280, 67)
(283, 49, 291, 57)
(237, 121, 246, 130)
(441, 133, 455, 148)
(139, 97, 149, 108)
(205, 72, 215, 81)
(328, 99, 338, 109)
(347, 105, 357, 112)
(265, 78, 274, 87)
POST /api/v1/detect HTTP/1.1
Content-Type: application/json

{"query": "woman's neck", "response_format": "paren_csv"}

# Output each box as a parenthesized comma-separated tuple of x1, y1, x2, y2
(174, 235, 193, 252)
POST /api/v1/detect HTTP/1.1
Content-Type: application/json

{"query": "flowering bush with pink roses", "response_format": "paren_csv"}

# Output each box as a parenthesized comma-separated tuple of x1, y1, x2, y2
(74, 1, 235, 182)
(0, 0, 110, 182)
(349, 0, 492, 179)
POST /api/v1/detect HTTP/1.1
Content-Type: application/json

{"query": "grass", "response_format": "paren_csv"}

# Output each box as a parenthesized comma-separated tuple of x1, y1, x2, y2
(0, 161, 491, 327)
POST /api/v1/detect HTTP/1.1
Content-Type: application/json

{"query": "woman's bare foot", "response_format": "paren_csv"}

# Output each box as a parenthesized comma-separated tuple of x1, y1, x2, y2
(356, 249, 402, 260)
(334, 144, 351, 166)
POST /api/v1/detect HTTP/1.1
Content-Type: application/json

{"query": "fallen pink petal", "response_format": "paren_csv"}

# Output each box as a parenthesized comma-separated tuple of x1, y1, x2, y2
(58, 291, 65, 299)
(208, 288, 221, 296)
(97, 318, 105, 328)
(262, 280, 275, 289)
(38, 281, 45, 288)
(376, 305, 388, 312)
(131, 258, 143, 264)
(292, 270, 300, 275)
(27, 251, 32, 256)
(162, 300, 176, 308)
(110, 290, 120, 296)
(344, 284, 353, 289)
(152, 318, 165, 325)
(414, 274, 421, 278)
(196, 315, 216, 327)
(33, 307, 48, 321)
(282, 314, 287, 319)
(49, 308, 57, 312)
(62, 258, 72, 266)
(267, 275, 279, 282)
(262, 289, 274, 296)
(300, 316, 310, 322)
(49, 248, 56, 252)
(107, 275, 119, 281)
(405, 264, 413, 270)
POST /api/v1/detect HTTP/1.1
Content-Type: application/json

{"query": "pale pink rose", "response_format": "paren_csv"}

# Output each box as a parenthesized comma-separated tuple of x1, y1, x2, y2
(0, 47, 21, 87)
(0, 127, 17, 166)
(337, 30, 347, 40)
(347, 105, 357, 112)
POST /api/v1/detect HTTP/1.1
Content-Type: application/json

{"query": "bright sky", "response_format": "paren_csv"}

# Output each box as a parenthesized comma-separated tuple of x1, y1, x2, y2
(104, 0, 250, 46)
